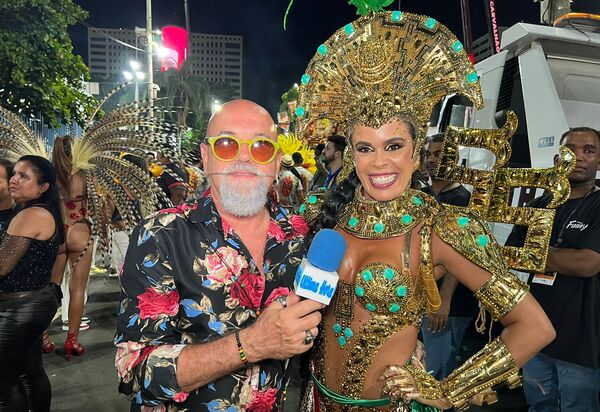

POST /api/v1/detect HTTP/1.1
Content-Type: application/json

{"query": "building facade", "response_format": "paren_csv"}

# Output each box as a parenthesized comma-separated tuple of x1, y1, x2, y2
(471, 27, 507, 63)
(87, 28, 243, 98)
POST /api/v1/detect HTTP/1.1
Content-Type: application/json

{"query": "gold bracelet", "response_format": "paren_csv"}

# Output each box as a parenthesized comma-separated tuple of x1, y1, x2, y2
(403, 364, 444, 400)
(474, 273, 528, 320)
(235, 330, 248, 365)
(441, 337, 521, 410)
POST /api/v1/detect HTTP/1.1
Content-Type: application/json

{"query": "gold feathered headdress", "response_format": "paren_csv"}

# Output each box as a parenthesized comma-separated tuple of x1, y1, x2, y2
(0, 106, 48, 160)
(296, 11, 483, 160)
(70, 84, 177, 248)
(296, 9, 575, 275)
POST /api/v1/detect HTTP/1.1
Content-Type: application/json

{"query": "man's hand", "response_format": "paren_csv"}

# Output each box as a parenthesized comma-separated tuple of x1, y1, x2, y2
(241, 293, 323, 362)
(427, 300, 450, 333)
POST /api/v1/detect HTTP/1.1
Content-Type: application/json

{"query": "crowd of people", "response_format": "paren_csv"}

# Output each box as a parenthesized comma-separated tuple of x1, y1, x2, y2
(0, 6, 599, 412)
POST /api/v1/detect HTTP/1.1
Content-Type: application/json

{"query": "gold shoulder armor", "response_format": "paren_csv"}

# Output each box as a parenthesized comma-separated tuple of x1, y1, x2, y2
(299, 189, 329, 224)
(432, 206, 528, 320)
(432, 206, 506, 275)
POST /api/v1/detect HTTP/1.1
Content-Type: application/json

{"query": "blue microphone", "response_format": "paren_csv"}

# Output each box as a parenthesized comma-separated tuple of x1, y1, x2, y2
(294, 229, 347, 305)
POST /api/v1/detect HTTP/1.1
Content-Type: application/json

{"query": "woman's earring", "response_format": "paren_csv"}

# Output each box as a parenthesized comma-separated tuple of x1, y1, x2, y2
(413, 159, 421, 172)
(336, 146, 355, 185)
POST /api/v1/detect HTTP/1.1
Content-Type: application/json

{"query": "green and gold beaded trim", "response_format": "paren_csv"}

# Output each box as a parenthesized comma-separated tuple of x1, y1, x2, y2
(338, 186, 438, 239)
(432, 206, 507, 279)
(299, 189, 329, 224)
(354, 263, 413, 317)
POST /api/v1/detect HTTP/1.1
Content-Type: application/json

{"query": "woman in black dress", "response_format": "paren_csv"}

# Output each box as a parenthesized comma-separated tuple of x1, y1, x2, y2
(0, 155, 64, 411)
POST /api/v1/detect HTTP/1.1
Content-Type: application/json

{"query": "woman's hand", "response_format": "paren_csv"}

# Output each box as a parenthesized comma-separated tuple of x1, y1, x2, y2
(381, 365, 452, 410)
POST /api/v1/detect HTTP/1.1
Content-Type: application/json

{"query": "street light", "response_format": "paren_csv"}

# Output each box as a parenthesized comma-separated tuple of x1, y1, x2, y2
(123, 61, 145, 104)
(129, 60, 141, 71)
(212, 99, 222, 114)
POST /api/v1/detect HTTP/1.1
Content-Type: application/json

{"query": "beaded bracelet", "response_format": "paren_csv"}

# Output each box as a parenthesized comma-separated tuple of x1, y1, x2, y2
(235, 330, 248, 365)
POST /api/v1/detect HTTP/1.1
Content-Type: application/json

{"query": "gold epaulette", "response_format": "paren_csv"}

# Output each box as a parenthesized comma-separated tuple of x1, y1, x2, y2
(432, 206, 528, 320)
(432, 206, 506, 276)
(299, 189, 329, 224)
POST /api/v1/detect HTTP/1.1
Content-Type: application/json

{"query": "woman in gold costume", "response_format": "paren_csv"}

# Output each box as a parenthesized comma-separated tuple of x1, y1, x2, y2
(295, 5, 569, 411)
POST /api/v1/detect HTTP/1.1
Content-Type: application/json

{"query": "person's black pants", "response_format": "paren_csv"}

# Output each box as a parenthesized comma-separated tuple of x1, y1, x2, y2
(0, 285, 60, 411)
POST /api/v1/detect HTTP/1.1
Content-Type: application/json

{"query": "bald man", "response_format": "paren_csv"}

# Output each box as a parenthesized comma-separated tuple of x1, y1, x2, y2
(116, 100, 321, 411)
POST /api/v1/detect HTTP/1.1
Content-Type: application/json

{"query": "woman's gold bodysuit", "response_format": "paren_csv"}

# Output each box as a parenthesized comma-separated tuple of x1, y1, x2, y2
(306, 188, 525, 411)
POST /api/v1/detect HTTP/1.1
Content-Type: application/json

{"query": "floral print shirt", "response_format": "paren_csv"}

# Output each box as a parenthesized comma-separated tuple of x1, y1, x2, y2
(115, 194, 309, 412)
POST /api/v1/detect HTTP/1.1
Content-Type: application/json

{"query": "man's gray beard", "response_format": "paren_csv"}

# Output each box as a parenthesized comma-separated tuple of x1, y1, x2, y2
(218, 163, 270, 217)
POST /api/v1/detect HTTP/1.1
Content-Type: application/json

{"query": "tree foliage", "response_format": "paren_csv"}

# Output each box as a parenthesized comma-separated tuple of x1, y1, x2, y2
(155, 62, 237, 155)
(0, 0, 97, 127)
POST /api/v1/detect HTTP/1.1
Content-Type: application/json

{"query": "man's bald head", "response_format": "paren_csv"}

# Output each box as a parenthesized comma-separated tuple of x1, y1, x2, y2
(206, 99, 276, 139)
(200, 99, 282, 217)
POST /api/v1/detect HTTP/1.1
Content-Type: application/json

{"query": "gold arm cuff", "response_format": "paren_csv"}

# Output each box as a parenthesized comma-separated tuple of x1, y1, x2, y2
(441, 337, 521, 411)
(474, 273, 529, 320)
(403, 364, 444, 400)
(300, 190, 328, 224)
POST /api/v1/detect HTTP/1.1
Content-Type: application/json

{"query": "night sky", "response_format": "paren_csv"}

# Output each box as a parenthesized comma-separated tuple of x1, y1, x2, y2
(70, 0, 539, 115)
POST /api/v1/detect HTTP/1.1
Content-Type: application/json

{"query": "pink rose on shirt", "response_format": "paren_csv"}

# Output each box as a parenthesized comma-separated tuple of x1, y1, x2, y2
(289, 214, 309, 237)
(221, 218, 234, 236)
(267, 220, 286, 242)
(230, 269, 265, 311)
(246, 387, 278, 412)
(205, 247, 248, 283)
(137, 288, 179, 320)
(173, 391, 188, 403)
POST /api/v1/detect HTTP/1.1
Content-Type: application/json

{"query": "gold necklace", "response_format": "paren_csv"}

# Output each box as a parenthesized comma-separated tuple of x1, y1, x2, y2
(337, 185, 436, 239)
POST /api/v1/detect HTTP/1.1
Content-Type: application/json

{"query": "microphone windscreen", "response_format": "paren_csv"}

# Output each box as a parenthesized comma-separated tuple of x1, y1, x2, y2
(307, 229, 347, 272)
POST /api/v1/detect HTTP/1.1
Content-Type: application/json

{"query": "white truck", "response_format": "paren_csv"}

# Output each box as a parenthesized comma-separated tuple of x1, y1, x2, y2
(436, 17, 600, 243)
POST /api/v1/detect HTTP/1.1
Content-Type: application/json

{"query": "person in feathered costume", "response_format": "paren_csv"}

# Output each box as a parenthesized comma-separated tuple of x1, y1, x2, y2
(1, 84, 175, 359)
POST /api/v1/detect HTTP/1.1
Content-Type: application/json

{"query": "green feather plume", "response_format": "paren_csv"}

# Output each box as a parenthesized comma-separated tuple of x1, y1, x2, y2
(348, 0, 395, 15)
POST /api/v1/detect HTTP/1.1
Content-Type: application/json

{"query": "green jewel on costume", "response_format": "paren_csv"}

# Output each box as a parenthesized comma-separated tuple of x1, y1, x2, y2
(338, 186, 434, 239)
(348, 216, 359, 228)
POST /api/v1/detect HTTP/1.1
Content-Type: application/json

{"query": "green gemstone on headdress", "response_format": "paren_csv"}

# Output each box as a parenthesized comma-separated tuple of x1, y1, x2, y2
(317, 44, 328, 56)
(362, 270, 373, 282)
(301, 73, 311, 85)
(391, 11, 402, 22)
(476, 234, 489, 247)
(295, 106, 305, 117)
(401, 214, 413, 225)
(344, 23, 355, 35)
(344, 328, 353, 338)
(355, 285, 365, 297)
(389, 303, 401, 313)
(383, 268, 395, 280)
(338, 336, 347, 347)
(425, 18, 437, 30)
(308, 195, 317, 204)
(452, 40, 464, 52)
(457, 216, 470, 227)
(374, 222, 385, 234)
(396, 285, 407, 297)
(333, 323, 342, 334)
(412, 196, 423, 206)
(366, 303, 377, 312)
(348, 216, 359, 228)
(299, 204, 306, 214)
(467, 71, 479, 84)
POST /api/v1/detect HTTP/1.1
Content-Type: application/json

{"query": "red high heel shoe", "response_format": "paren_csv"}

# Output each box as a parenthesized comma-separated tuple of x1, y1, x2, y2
(64, 332, 85, 361)
(42, 330, 55, 353)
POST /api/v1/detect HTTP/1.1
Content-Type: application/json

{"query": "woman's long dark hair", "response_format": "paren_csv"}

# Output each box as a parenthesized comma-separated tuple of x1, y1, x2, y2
(310, 119, 417, 236)
(52, 135, 73, 199)
(18, 155, 66, 244)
